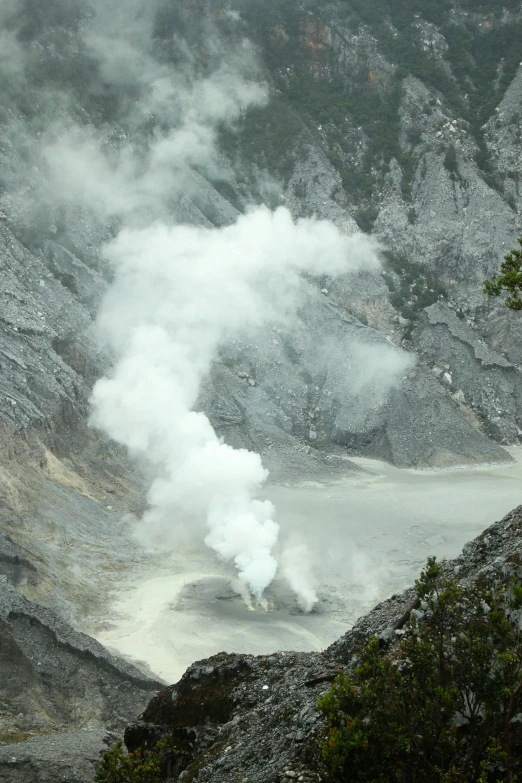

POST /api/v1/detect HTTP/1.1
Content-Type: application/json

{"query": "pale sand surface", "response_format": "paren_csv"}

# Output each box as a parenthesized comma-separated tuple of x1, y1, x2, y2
(94, 449, 522, 684)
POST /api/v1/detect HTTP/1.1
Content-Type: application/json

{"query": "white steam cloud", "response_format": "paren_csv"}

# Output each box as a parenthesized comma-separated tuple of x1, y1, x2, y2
(43, 52, 266, 219)
(91, 208, 381, 600)
(281, 544, 319, 613)
(3, 0, 410, 609)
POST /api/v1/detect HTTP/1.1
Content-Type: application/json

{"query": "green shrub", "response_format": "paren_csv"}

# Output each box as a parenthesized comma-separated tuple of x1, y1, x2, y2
(217, 99, 303, 185)
(444, 145, 458, 177)
(354, 206, 379, 233)
(94, 742, 160, 783)
(484, 237, 522, 310)
(318, 558, 522, 782)
(94, 735, 175, 783)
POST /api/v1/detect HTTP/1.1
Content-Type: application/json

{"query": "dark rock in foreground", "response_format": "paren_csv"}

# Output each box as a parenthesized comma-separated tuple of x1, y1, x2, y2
(116, 505, 522, 783)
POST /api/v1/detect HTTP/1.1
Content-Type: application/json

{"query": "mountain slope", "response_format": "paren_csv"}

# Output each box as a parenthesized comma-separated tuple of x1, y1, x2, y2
(1, 0, 521, 472)
(99, 504, 522, 783)
(0, 2, 521, 779)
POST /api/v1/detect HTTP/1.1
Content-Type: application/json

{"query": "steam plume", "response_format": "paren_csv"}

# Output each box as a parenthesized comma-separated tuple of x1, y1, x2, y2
(1, 0, 410, 607)
(91, 208, 381, 600)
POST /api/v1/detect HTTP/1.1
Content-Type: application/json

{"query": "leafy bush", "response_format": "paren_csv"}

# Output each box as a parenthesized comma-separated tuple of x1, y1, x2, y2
(444, 145, 458, 177)
(484, 238, 522, 310)
(354, 206, 379, 233)
(94, 742, 161, 783)
(218, 99, 303, 185)
(95, 735, 177, 783)
(318, 558, 522, 782)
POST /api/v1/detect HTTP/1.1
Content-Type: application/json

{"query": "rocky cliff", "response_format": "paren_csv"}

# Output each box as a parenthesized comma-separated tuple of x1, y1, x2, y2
(0, 552, 162, 782)
(1, 1, 522, 780)
(1, 0, 522, 475)
(102, 504, 522, 783)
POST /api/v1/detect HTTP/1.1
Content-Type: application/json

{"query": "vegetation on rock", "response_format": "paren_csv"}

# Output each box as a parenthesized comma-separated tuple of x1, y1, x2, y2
(94, 741, 161, 783)
(382, 251, 447, 321)
(484, 239, 522, 311)
(94, 735, 178, 783)
(225, 0, 522, 216)
(319, 558, 522, 782)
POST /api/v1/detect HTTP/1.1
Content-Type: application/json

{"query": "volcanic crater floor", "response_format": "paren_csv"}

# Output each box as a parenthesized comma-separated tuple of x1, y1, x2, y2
(88, 448, 522, 683)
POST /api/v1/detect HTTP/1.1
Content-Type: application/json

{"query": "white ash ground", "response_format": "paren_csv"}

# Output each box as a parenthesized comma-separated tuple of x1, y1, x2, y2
(90, 448, 522, 683)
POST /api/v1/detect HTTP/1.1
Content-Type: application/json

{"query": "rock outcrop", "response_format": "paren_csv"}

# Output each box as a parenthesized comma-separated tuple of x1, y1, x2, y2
(112, 505, 522, 783)
(1, 1, 522, 780)
(0, 0, 521, 473)
(0, 563, 162, 782)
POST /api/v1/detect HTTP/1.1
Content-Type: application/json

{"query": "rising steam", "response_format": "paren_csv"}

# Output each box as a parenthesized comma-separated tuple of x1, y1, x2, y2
(91, 208, 381, 600)
(1, 0, 410, 608)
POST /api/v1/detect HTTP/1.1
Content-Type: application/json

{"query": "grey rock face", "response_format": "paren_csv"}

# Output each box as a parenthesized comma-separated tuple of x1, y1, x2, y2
(373, 74, 521, 303)
(0, 0, 519, 473)
(0, 532, 37, 588)
(415, 302, 522, 443)
(110, 505, 522, 783)
(0, 729, 118, 783)
(202, 287, 509, 468)
(0, 180, 509, 473)
(485, 66, 522, 194)
(0, 221, 99, 433)
(480, 308, 522, 369)
(0, 3, 521, 780)
(0, 573, 161, 781)
(285, 145, 359, 233)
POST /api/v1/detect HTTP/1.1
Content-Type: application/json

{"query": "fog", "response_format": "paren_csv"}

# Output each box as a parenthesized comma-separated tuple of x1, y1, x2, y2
(0, 1, 475, 618)
(0, 0, 416, 606)
(1, 0, 520, 688)
(91, 208, 396, 604)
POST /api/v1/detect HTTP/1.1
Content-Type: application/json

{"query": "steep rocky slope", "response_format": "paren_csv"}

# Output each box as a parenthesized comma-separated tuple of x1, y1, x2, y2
(214, 0, 522, 449)
(0, 550, 162, 783)
(0, 0, 520, 472)
(228, 0, 522, 300)
(0, 1, 522, 780)
(101, 504, 522, 783)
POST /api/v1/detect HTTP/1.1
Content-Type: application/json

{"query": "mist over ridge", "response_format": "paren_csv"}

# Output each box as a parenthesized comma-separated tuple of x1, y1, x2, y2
(91, 207, 401, 604)
(0, 0, 415, 605)
(0, 0, 518, 606)
(59, 0, 410, 603)
(2, 1, 522, 778)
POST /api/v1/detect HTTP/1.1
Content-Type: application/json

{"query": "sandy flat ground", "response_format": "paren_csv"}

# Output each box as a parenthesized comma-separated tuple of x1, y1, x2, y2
(93, 449, 522, 684)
